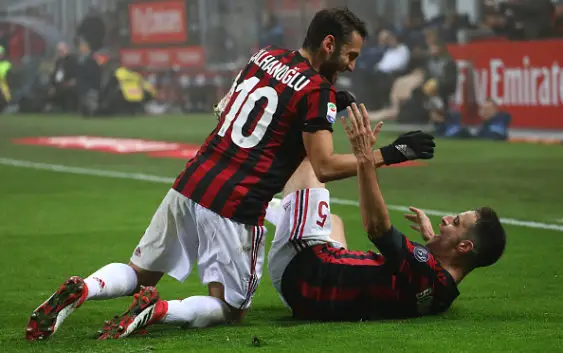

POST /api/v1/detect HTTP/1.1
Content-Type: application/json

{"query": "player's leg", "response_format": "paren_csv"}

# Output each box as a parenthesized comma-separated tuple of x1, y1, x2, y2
(268, 158, 348, 249)
(265, 158, 325, 225)
(330, 214, 348, 249)
(97, 284, 231, 340)
(25, 189, 191, 341)
(25, 263, 162, 341)
(196, 218, 266, 323)
(96, 196, 244, 339)
(206, 282, 246, 322)
(148, 213, 265, 329)
(83, 263, 162, 303)
(268, 206, 346, 248)
(282, 158, 325, 197)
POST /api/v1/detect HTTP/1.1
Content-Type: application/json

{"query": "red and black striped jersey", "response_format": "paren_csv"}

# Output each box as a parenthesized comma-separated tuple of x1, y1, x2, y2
(318, 227, 459, 318)
(364, 228, 459, 318)
(282, 227, 460, 320)
(173, 47, 338, 225)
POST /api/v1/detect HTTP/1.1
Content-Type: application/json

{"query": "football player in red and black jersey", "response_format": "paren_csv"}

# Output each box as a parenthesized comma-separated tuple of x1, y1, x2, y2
(26, 8, 435, 341)
(267, 104, 506, 321)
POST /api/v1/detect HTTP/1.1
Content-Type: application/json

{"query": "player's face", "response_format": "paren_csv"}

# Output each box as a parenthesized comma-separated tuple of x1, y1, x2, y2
(319, 31, 363, 83)
(427, 210, 478, 256)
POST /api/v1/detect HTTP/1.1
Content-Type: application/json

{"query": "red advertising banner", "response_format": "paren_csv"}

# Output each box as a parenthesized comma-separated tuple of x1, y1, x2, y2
(448, 39, 563, 129)
(120, 46, 204, 68)
(129, 0, 187, 45)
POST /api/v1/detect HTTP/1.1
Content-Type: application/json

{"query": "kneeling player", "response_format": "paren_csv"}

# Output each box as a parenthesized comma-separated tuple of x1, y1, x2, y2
(267, 107, 506, 321)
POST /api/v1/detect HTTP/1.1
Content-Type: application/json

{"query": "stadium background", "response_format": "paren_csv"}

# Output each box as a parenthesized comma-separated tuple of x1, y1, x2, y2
(1, 0, 562, 130)
(0, 1, 562, 352)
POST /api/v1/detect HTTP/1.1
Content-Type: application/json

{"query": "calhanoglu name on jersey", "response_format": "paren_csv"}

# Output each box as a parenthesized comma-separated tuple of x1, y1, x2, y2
(248, 49, 311, 92)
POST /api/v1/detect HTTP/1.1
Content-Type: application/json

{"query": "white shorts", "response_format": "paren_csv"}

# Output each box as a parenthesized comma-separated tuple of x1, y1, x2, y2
(131, 189, 266, 310)
(268, 188, 344, 297)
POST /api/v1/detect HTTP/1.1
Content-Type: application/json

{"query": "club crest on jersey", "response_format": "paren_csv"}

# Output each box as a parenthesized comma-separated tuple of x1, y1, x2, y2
(414, 246, 430, 262)
(327, 102, 337, 123)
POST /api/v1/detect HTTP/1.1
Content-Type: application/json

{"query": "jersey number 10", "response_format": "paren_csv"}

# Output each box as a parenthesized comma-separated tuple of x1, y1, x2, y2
(218, 76, 278, 148)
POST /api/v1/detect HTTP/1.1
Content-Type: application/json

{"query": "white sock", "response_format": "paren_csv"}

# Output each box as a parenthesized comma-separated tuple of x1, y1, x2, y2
(159, 296, 229, 328)
(83, 263, 138, 300)
(265, 198, 282, 226)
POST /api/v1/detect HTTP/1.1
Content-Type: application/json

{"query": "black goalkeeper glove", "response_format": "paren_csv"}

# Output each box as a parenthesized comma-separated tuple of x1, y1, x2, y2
(380, 130, 436, 165)
(335, 91, 356, 112)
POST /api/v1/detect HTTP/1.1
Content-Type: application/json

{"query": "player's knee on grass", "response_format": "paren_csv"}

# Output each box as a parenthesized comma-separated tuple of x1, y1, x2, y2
(207, 282, 247, 323)
(282, 159, 325, 197)
(330, 214, 348, 249)
(128, 262, 164, 289)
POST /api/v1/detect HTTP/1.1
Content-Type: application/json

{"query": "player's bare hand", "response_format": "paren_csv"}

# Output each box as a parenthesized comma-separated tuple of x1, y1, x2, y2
(359, 104, 382, 146)
(369, 113, 384, 146)
(404, 206, 435, 242)
(341, 103, 383, 162)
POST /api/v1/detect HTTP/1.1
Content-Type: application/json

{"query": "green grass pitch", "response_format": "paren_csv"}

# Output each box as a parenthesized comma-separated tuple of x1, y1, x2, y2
(0, 114, 562, 352)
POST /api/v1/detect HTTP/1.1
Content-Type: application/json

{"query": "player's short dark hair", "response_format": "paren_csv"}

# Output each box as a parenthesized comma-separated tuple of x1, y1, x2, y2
(466, 207, 506, 269)
(302, 7, 368, 51)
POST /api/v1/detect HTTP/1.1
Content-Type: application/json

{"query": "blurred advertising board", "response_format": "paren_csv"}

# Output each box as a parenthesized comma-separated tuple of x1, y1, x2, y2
(449, 39, 563, 129)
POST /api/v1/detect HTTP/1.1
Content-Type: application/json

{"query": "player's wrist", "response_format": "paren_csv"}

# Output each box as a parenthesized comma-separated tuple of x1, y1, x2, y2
(355, 150, 375, 165)
(379, 144, 407, 165)
(372, 149, 385, 167)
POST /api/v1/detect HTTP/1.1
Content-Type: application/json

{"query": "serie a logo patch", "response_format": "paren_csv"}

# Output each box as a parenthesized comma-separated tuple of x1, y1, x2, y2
(326, 102, 337, 123)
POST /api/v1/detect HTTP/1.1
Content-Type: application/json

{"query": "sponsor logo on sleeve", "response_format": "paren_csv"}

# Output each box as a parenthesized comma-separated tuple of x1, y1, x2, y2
(414, 246, 430, 262)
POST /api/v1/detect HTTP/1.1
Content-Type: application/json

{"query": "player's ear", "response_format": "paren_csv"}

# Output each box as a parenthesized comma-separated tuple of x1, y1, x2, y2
(457, 239, 474, 255)
(322, 35, 336, 56)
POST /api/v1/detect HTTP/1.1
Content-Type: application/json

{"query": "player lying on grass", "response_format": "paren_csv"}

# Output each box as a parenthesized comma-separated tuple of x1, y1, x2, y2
(267, 104, 507, 320)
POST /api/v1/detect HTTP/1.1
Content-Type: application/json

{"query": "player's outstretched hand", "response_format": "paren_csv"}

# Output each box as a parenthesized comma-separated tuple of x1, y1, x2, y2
(341, 103, 383, 162)
(380, 130, 436, 165)
(340, 102, 383, 147)
(404, 206, 435, 242)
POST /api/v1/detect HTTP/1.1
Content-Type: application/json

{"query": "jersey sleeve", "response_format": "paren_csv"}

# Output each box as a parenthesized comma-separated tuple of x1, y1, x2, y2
(371, 226, 442, 273)
(297, 83, 337, 133)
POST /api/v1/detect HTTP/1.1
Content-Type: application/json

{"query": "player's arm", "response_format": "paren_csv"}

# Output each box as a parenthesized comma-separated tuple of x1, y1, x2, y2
(345, 108, 443, 277)
(342, 104, 391, 238)
(300, 87, 383, 182)
(303, 130, 385, 182)
(343, 104, 413, 270)
(301, 87, 435, 183)
(357, 150, 392, 238)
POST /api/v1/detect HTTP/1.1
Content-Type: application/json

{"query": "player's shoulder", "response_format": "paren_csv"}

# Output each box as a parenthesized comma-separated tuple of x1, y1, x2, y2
(264, 47, 335, 92)
(407, 240, 433, 263)
(403, 238, 446, 272)
(293, 60, 335, 93)
(294, 72, 336, 100)
(305, 73, 336, 91)
(249, 46, 335, 96)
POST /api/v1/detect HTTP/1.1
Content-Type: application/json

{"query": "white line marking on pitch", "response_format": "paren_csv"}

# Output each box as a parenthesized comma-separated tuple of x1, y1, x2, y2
(1, 157, 561, 232)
